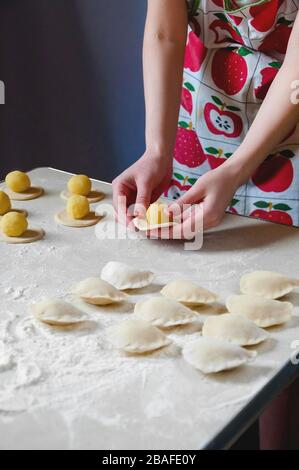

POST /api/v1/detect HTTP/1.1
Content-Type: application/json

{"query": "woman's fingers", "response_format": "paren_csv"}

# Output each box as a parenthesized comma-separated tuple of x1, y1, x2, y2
(166, 181, 206, 218)
(112, 179, 134, 226)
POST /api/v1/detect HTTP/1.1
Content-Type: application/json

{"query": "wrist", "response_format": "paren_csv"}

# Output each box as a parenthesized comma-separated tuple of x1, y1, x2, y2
(145, 145, 173, 162)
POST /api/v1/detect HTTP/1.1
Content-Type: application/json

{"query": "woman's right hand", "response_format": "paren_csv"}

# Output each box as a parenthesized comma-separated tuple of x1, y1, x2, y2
(112, 151, 173, 225)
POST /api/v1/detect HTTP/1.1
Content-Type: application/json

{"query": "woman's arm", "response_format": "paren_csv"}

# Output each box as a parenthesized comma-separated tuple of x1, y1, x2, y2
(143, 0, 188, 157)
(226, 12, 299, 186)
(113, 0, 188, 220)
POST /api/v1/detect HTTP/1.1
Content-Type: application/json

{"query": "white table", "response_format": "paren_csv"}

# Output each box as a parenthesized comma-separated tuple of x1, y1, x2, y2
(0, 167, 298, 450)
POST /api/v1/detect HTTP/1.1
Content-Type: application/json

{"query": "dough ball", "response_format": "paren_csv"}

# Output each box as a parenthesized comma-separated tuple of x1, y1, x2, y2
(67, 174, 91, 196)
(146, 202, 171, 226)
(0, 191, 11, 215)
(5, 171, 31, 193)
(67, 195, 90, 220)
(0, 211, 28, 237)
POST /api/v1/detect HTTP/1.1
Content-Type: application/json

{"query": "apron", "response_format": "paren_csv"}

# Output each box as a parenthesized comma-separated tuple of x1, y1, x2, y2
(165, 0, 299, 226)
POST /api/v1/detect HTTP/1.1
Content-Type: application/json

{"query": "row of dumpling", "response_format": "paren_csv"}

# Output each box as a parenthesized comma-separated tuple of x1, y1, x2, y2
(29, 264, 298, 374)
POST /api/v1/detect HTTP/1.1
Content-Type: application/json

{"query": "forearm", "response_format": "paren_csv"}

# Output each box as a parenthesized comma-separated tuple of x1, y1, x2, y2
(226, 17, 299, 185)
(143, 0, 188, 158)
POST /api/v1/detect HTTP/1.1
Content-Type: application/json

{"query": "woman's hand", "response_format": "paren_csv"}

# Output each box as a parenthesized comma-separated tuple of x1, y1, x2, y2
(150, 163, 241, 239)
(112, 152, 173, 225)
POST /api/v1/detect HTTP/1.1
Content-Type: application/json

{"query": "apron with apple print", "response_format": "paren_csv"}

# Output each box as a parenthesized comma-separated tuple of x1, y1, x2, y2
(165, 0, 299, 226)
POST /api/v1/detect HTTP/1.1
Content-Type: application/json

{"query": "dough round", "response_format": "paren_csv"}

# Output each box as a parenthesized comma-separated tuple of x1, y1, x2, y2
(67, 174, 91, 196)
(60, 189, 105, 204)
(0, 227, 44, 244)
(0, 211, 28, 237)
(67, 195, 90, 219)
(0, 191, 11, 215)
(4, 186, 44, 201)
(55, 209, 102, 228)
(5, 171, 31, 193)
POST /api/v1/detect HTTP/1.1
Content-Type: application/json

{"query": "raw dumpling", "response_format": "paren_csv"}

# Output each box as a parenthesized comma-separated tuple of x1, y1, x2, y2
(240, 271, 299, 299)
(183, 337, 256, 374)
(161, 280, 217, 307)
(30, 298, 86, 326)
(134, 297, 198, 327)
(101, 261, 154, 290)
(107, 319, 172, 353)
(202, 313, 268, 346)
(72, 277, 127, 305)
(226, 294, 293, 328)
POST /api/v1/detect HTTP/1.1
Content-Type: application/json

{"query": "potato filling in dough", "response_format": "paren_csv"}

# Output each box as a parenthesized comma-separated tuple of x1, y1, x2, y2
(67, 195, 90, 220)
(134, 297, 198, 327)
(0, 211, 28, 237)
(67, 174, 92, 197)
(5, 170, 31, 193)
(0, 191, 11, 215)
(72, 277, 127, 305)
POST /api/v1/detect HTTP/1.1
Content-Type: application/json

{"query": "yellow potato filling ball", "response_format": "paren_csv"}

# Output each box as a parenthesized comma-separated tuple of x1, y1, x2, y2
(0, 211, 28, 237)
(5, 171, 31, 193)
(146, 202, 171, 226)
(67, 175, 91, 197)
(0, 191, 11, 215)
(67, 195, 90, 220)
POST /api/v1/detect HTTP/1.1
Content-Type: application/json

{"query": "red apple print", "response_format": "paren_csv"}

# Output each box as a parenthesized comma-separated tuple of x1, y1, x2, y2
(174, 121, 206, 168)
(250, 201, 293, 226)
(254, 61, 281, 100)
(184, 31, 207, 72)
(181, 82, 195, 115)
(210, 13, 244, 45)
(258, 18, 292, 54)
(164, 173, 197, 199)
(211, 0, 223, 6)
(204, 96, 243, 138)
(212, 47, 251, 95)
(250, 0, 284, 33)
(228, 15, 243, 27)
(252, 150, 294, 192)
(205, 146, 232, 169)
(228, 198, 239, 214)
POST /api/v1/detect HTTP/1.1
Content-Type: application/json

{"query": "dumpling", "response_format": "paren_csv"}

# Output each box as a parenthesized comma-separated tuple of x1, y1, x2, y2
(30, 298, 87, 326)
(202, 313, 268, 346)
(161, 280, 217, 306)
(134, 297, 198, 327)
(240, 271, 298, 299)
(226, 294, 293, 328)
(107, 319, 172, 353)
(101, 261, 154, 290)
(183, 337, 256, 374)
(72, 277, 127, 305)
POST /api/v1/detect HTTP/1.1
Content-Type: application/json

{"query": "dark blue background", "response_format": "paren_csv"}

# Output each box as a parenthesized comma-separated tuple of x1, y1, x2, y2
(0, 0, 147, 181)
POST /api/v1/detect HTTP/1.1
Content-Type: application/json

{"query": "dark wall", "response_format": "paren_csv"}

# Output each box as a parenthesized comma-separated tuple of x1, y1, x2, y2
(0, 0, 147, 181)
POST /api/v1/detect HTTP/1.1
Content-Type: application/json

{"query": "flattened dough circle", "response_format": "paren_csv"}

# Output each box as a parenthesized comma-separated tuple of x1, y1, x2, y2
(0, 227, 45, 244)
(3, 186, 44, 201)
(133, 217, 177, 231)
(55, 210, 102, 228)
(60, 189, 105, 204)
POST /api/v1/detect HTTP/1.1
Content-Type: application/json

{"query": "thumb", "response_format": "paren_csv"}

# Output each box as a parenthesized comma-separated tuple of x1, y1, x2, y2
(134, 180, 152, 217)
(167, 182, 206, 217)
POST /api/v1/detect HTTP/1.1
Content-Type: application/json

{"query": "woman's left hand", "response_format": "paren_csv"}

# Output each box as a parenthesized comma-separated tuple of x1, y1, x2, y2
(149, 164, 241, 239)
